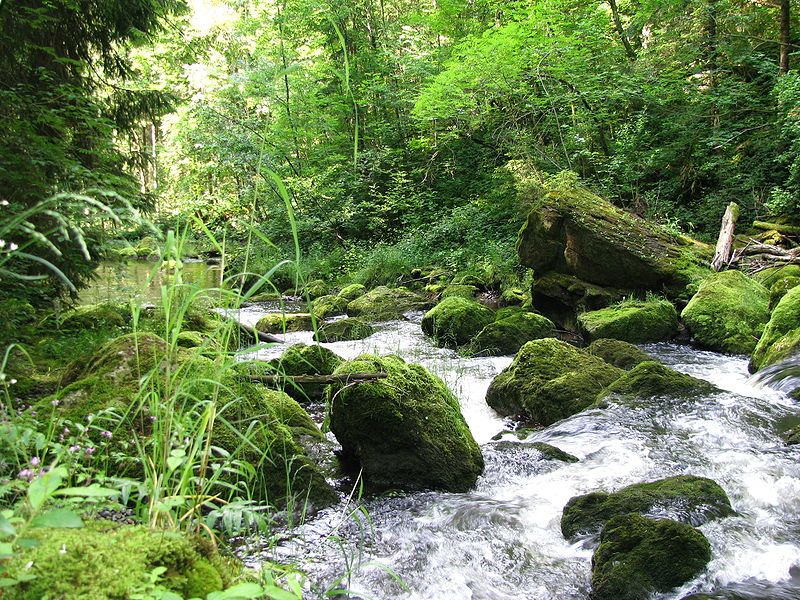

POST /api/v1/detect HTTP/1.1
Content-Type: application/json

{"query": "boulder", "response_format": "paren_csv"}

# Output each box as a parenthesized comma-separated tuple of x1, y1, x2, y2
(586, 339, 652, 370)
(255, 312, 314, 334)
(561, 474, 734, 540)
(441, 284, 479, 299)
(531, 442, 579, 463)
(468, 312, 556, 356)
(591, 514, 712, 600)
(752, 264, 800, 288)
(770, 276, 800, 309)
(681, 270, 769, 354)
(346, 286, 427, 321)
(270, 343, 343, 401)
(328, 354, 483, 492)
(303, 279, 328, 299)
(577, 298, 679, 343)
(598, 361, 719, 402)
(311, 294, 349, 319)
(337, 283, 366, 301)
(499, 287, 528, 306)
(421, 296, 495, 348)
(58, 302, 131, 331)
(531, 272, 625, 330)
(750, 285, 800, 371)
(485, 338, 623, 424)
(314, 317, 375, 342)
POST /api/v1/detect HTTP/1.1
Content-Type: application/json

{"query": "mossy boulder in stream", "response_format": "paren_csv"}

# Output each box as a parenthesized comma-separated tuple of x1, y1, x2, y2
(255, 312, 314, 334)
(314, 317, 375, 342)
(421, 296, 495, 348)
(561, 474, 734, 540)
(58, 302, 132, 331)
(441, 284, 479, 299)
(2, 521, 236, 599)
(269, 343, 343, 402)
(591, 514, 712, 600)
(485, 338, 623, 424)
(681, 270, 770, 354)
(750, 285, 800, 371)
(577, 299, 678, 343)
(598, 361, 719, 402)
(769, 275, 800, 309)
(337, 283, 366, 301)
(311, 294, 349, 319)
(468, 311, 556, 356)
(586, 339, 652, 370)
(328, 354, 484, 492)
(752, 265, 800, 288)
(346, 286, 427, 321)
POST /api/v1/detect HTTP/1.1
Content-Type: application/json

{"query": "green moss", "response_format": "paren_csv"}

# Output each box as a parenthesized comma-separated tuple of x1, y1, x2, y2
(591, 514, 712, 600)
(578, 299, 678, 343)
(752, 265, 800, 288)
(485, 338, 623, 424)
(531, 442, 579, 463)
(3, 521, 234, 599)
(750, 285, 800, 371)
(63, 331, 168, 385)
(531, 271, 626, 329)
(681, 270, 770, 354)
(59, 302, 132, 331)
(421, 296, 495, 348)
(269, 343, 343, 402)
(468, 311, 555, 356)
(599, 361, 718, 402)
(453, 273, 486, 288)
(314, 317, 375, 342)
(328, 354, 484, 492)
(586, 339, 652, 370)
(337, 283, 366, 301)
(346, 286, 427, 321)
(441, 284, 479, 299)
(264, 388, 324, 439)
(770, 276, 800, 309)
(561, 474, 733, 540)
(255, 312, 314, 334)
(176, 330, 205, 348)
(303, 279, 328, 299)
(311, 294, 350, 319)
(499, 287, 527, 306)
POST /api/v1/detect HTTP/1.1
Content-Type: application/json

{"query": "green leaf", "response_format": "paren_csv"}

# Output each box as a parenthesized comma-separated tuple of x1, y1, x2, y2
(0, 513, 16, 538)
(206, 583, 266, 600)
(27, 467, 65, 511)
(166, 455, 184, 471)
(0, 542, 14, 558)
(29, 509, 84, 529)
(55, 485, 120, 498)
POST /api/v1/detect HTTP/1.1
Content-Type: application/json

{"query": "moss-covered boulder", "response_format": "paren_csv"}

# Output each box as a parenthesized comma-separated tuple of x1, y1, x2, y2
(176, 330, 205, 348)
(531, 272, 626, 330)
(421, 296, 495, 348)
(337, 283, 366, 301)
(577, 299, 679, 343)
(255, 312, 314, 334)
(311, 294, 349, 319)
(303, 279, 328, 299)
(441, 284, 479, 299)
(346, 286, 427, 321)
(516, 183, 710, 295)
(750, 285, 800, 371)
(468, 312, 556, 356)
(328, 354, 484, 492)
(2, 521, 236, 599)
(770, 275, 800, 309)
(499, 287, 527, 306)
(269, 343, 343, 401)
(314, 317, 375, 342)
(586, 339, 652, 370)
(591, 514, 712, 600)
(531, 442, 579, 463)
(599, 361, 719, 402)
(485, 339, 623, 424)
(752, 264, 800, 288)
(59, 302, 132, 331)
(681, 270, 770, 354)
(561, 475, 734, 540)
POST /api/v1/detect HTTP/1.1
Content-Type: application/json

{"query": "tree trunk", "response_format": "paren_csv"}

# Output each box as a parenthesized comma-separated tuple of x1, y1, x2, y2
(780, 0, 791, 74)
(711, 202, 739, 271)
(608, 0, 636, 60)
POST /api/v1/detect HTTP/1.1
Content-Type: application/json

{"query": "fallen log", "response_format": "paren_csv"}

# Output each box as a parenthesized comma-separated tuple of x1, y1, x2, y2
(752, 221, 800, 236)
(236, 321, 283, 344)
(712, 202, 739, 271)
(249, 372, 388, 384)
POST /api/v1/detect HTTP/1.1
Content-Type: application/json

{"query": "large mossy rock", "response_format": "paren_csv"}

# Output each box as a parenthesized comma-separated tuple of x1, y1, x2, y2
(441, 284, 479, 299)
(328, 354, 484, 492)
(586, 339, 652, 370)
(531, 272, 625, 330)
(517, 184, 710, 295)
(577, 299, 679, 344)
(469, 311, 556, 356)
(59, 302, 132, 331)
(752, 264, 800, 288)
(311, 294, 350, 319)
(314, 317, 375, 342)
(255, 312, 314, 334)
(750, 285, 800, 371)
(591, 514, 712, 600)
(421, 296, 495, 348)
(269, 343, 343, 402)
(561, 475, 734, 540)
(485, 338, 623, 424)
(681, 270, 770, 354)
(599, 361, 719, 402)
(337, 283, 366, 301)
(3, 521, 235, 599)
(346, 286, 427, 321)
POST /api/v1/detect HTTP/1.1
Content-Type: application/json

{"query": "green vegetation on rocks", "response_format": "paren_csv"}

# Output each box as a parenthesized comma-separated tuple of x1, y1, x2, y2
(485, 338, 623, 424)
(311, 294, 349, 319)
(752, 265, 800, 288)
(561, 474, 733, 540)
(346, 286, 427, 321)
(531, 442, 579, 463)
(59, 302, 132, 331)
(770, 276, 800, 309)
(314, 317, 375, 342)
(591, 514, 712, 600)
(421, 296, 495, 348)
(469, 311, 555, 356)
(441, 284, 479, 299)
(599, 361, 719, 402)
(531, 272, 625, 329)
(681, 270, 770, 354)
(255, 312, 314, 334)
(577, 299, 678, 343)
(337, 283, 366, 301)
(269, 343, 343, 401)
(328, 354, 484, 492)
(586, 339, 652, 370)
(750, 286, 800, 371)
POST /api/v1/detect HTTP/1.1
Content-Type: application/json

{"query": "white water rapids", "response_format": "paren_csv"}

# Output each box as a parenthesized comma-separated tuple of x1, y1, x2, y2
(232, 305, 800, 600)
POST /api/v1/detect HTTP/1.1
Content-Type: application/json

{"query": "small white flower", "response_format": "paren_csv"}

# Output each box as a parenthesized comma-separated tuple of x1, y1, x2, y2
(8, 243, 18, 251)
(9, 379, 16, 385)
(0, 200, 8, 206)
(0, 373, 5, 381)
(0, 240, 5, 248)
(83, 208, 90, 215)
(59, 544, 67, 555)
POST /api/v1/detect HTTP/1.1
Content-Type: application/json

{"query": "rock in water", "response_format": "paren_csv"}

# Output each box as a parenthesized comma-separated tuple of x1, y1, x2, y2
(421, 296, 495, 348)
(681, 270, 770, 355)
(469, 311, 556, 356)
(346, 286, 427, 321)
(598, 361, 719, 402)
(314, 317, 375, 342)
(577, 298, 679, 343)
(591, 514, 712, 600)
(585, 339, 652, 370)
(328, 354, 484, 492)
(750, 285, 800, 371)
(269, 343, 343, 401)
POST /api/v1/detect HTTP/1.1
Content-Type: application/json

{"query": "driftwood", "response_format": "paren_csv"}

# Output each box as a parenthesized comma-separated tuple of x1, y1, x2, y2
(752, 221, 800, 236)
(711, 202, 739, 271)
(249, 372, 388, 384)
(729, 240, 800, 274)
(236, 321, 283, 344)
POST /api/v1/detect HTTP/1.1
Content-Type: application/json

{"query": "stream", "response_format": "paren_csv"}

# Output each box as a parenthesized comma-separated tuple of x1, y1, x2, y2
(230, 303, 800, 600)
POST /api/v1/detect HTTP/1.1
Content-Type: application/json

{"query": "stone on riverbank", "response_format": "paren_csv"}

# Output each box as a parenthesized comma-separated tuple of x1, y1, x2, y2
(269, 343, 343, 402)
(255, 312, 314, 334)
(585, 339, 652, 370)
(598, 361, 719, 402)
(346, 286, 427, 321)
(750, 286, 800, 371)
(421, 296, 495, 348)
(311, 294, 349, 319)
(468, 311, 556, 356)
(314, 317, 375, 342)
(577, 298, 678, 344)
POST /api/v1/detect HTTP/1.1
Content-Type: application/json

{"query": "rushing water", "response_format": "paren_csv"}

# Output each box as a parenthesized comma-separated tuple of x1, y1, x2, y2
(227, 302, 800, 600)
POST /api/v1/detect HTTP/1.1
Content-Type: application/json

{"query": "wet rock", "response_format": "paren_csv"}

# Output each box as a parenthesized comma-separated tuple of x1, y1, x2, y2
(337, 283, 366, 301)
(585, 339, 652, 370)
(561, 474, 734, 540)
(468, 311, 556, 356)
(269, 343, 343, 401)
(681, 270, 770, 355)
(328, 354, 484, 492)
(421, 296, 495, 348)
(303, 279, 329, 300)
(750, 286, 800, 371)
(485, 338, 623, 424)
(531, 272, 625, 330)
(598, 361, 719, 402)
(577, 298, 679, 344)
(311, 294, 349, 319)
(591, 514, 712, 600)
(531, 442, 579, 463)
(346, 286, 428, 321)
(255, 312, 314, 334)
(499, 287, 527, 306)
(314, 317, 375, 342)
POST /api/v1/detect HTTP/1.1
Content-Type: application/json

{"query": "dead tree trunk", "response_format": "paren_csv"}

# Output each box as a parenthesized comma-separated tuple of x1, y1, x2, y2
(711, 202, 739, 271)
